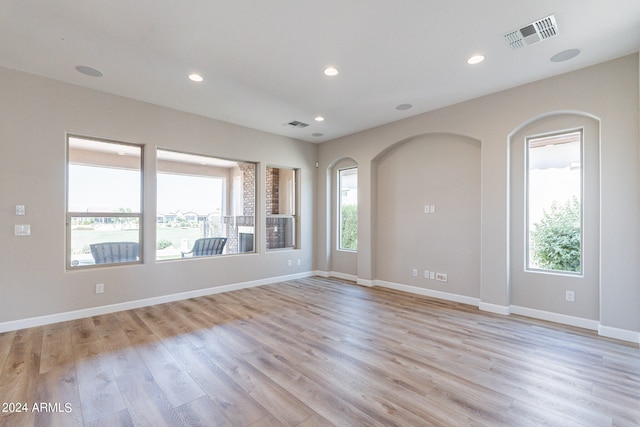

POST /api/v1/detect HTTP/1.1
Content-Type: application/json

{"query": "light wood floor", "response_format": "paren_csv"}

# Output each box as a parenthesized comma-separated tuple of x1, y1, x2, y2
(0, 277, 639, 426)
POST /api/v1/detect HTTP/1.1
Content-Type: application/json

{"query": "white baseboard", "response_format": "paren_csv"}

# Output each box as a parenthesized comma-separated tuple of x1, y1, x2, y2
(9, 271, 636, 345)
(374, 280, 480, 306)
(479, 302, 511, 316)
(314, 270, 329, 278)
(598, 325, 640, 344)
(366, 279, 639, 345)
(510, 305, 600, 331)
(357, 278, 374, 287)
(315, 270, 370, 286)
(0, 271, 315, 333)
(329, 271, 358, 283)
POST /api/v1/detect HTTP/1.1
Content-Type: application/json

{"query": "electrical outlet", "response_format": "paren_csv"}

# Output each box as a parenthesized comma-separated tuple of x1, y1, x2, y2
(412, 268, 418, 277)
(287, 259, 292, 267)
(429, 271, 435, 280)
(96, 283, 104, 294)
(14, 224, 31, 236)
(424, 270, 430, 278)
(565, 290, 575, 302)
(297, 259, 301, 266)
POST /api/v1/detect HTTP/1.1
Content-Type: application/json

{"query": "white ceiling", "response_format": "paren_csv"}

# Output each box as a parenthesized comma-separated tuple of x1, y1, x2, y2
(1, 1, 639, 143)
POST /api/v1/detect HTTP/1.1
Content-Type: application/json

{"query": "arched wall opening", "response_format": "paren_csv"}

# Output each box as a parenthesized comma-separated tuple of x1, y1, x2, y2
(326, 157, 358, 279)
(372, 133, 481, 297)
(508, 111, 601, 321)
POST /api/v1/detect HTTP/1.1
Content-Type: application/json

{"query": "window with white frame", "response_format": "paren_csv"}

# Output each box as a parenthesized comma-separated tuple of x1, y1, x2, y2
(156, 149, 256, 260)
(338, 167, 358, 251)
(526, 130, 582, 273)
(266, 166, 298, 250)
(67, 135, 142, 268)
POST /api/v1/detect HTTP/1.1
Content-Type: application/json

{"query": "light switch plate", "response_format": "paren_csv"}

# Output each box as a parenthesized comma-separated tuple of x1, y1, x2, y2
(16, 205, 26, 216)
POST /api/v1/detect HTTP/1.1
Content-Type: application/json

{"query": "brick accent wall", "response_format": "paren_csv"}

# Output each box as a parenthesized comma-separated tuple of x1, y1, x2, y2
(225, 163, 256, 253)
(241, 163, 255, 217)
(266, 167, 279, 215)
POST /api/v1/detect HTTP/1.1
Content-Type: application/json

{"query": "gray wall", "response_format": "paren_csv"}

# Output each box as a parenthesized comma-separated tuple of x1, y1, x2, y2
(1, 53, 638, 340)
(509, 114, 600, 321)
(0, 66, 317, 324)
(375, 133, 481, 297)
(316, 54, 640, 337)
(328, 158, 358, 278)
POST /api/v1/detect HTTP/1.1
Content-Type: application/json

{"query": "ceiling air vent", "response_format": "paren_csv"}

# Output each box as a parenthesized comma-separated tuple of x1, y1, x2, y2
(287, 120, 310, 128)
(504, 15, 557, 50)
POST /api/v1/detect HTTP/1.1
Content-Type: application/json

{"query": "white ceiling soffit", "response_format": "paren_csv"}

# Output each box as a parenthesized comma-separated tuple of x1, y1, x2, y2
(504, 15, 558, 50)
(0, 1, 639, 143)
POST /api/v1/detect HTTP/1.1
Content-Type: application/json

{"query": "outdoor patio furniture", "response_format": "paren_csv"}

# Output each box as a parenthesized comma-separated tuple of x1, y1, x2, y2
(90, 241, 139, 264)
(181, 237, 227, 257)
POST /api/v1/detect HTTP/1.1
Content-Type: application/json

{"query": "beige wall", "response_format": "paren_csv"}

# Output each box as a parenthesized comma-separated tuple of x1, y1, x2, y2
(1, 54, 638, 340)
(375, 133, 481, 297)
(328, 158, 358, 277)
(0, 66, 317, 325)
(317, 54, 640, 337)
(509, 114, 600, 321)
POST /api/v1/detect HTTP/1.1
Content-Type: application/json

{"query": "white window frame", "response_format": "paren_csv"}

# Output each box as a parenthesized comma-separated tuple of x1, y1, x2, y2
(266, 166, 299, 250)
(156, 149, 257, 260)
(525, 129, 583, 275)
(66, 135, 143, 269)
(337, 166, 358, 252)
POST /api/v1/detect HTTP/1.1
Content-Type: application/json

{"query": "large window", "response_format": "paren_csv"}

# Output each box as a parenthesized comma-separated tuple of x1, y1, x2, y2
(266, 166, 298, 250)
(157, 150, 256, 260)
(526, 130, 582, 273)
(338, 167, 358, 251)
(67, 136, 142, 268)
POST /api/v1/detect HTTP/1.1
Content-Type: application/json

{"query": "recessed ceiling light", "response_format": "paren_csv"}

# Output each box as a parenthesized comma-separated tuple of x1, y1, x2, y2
(75, 65, 103, 77)
(396, 104, 412, 111)
(467, 55, 485, 65)
(188, 73, 204, 82)
(315, 116, 325, 122)
(324, 67, 339, 76)
(550, 49, 580, 63)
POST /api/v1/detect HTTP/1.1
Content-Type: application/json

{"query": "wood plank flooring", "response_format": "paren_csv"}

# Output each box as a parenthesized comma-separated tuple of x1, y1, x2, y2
(0, 277, 639, 426)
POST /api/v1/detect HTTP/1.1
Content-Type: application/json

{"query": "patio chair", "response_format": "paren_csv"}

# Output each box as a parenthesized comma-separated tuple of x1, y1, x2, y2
(90, 242, 139, 264)
(181, 237, 227, 257)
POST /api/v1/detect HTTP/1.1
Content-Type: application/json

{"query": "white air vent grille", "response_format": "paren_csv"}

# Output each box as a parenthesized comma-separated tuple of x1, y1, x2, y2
(287, 120, 309, 128)
(504, 15, 557, 50)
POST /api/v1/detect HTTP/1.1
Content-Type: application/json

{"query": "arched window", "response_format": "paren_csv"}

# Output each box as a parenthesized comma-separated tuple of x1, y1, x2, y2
(526, 130, 582, 274)
(338, 167, 358, 251)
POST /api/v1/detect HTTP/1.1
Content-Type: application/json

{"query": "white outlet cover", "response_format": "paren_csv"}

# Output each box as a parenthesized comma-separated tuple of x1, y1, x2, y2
(436, 273, 448, 282)
(14, 224, 31, 236)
